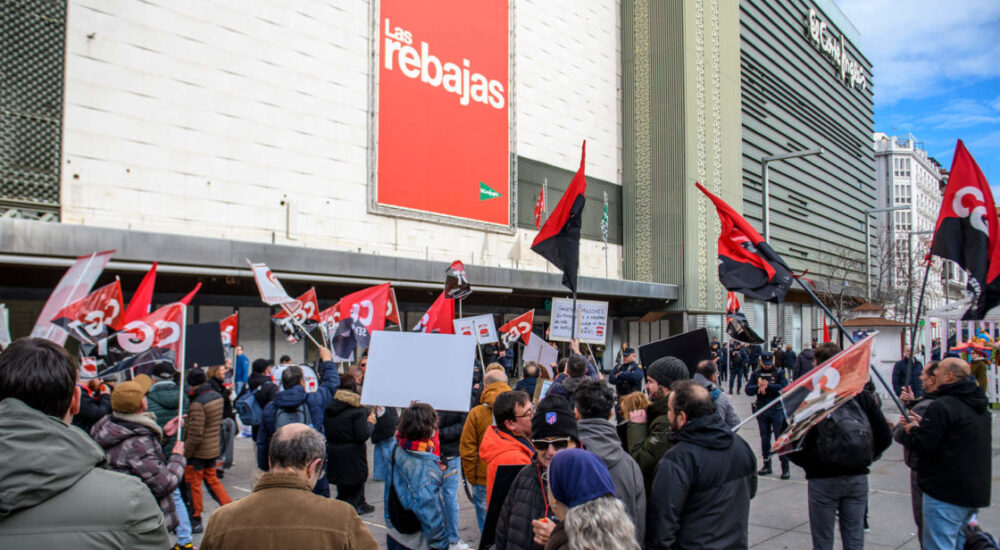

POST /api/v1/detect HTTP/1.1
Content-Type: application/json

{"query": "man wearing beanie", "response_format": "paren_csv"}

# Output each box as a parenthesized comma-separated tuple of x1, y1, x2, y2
(494, 394, 580, 550)
(626, 356, 690, 491)
(184, 367, 232, 532)
(90, 374, 192, 549)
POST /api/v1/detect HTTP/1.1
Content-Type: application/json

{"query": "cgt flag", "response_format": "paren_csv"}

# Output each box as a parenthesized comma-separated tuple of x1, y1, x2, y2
(51, 280, 125, 345)
(531, 141, 587, 292)
(499, 310, 534, 349)
(930, 140, 1000, 319)
(88, 302, 188, 377)
(331, 283, 392, 352)
(696, 183, 794, 302)
(122, 262, 157, 325)
(725, 292, 763, 344)
(219, 311, 238, 348)
(247, 260, 295, 305)
(412, 291, 455, 334)
(772, 333, 875, 455)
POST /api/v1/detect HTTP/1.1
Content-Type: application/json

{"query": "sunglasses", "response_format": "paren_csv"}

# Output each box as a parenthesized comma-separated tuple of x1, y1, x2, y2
(532, 438, 571, 451)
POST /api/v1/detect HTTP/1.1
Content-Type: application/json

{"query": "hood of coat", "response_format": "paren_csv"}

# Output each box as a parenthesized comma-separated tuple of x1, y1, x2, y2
(692, 372, 719, 391)
(933, 378, 989, 414)
(577, 418, 627, 467)
(147, 381, 179, 409)
(480, 381, 513, 406)
(671, 414, 734, 450)
(327, 389, 363, 416)
(799, 349, 814, 361)
(273, 384, 308, 409)
(91, 411, 163, 449)
(0, 398, 107, 517)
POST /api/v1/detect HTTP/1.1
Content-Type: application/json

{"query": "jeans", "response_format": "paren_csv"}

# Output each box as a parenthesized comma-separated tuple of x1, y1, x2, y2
(757, 411, 789, 465)
(473, 483, 488, 531)
(373, 439, 394, 481)
(218, 417, 236, 469)
(171, 488, 192, 545)
(184, 462, 232, 518)
(234, 381, 246, 396)
(923, 493, 976, 550)
(807, 475, 868, 550)
(441, 457, 461, 543)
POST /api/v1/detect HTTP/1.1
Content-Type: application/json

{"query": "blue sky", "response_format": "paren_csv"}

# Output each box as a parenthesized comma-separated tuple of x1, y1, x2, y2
(838, 0, 1000, 202)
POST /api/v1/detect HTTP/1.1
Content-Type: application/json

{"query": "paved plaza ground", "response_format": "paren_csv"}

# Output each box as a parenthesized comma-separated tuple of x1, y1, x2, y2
(192, 387, 1000, 549)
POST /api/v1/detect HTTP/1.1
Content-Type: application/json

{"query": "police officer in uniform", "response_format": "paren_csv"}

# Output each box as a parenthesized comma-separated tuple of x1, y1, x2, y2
(746, 352, 790, 479)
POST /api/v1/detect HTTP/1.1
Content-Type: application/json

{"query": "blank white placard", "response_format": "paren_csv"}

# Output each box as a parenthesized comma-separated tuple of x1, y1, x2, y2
(361, 331, 477, 412)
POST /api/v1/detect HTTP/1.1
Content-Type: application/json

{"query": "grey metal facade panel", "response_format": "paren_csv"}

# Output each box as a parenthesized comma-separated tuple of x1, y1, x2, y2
(739, 0, 875, 284)
(0, 219, 678, 300)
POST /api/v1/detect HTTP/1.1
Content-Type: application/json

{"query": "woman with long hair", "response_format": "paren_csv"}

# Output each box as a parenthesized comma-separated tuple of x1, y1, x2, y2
(206, 361, 237, 477)
(543, 449, 639, 550)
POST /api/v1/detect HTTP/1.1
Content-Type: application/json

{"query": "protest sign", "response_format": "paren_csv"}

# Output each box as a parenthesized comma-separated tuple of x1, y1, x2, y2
(184, 322, 226, 370)
(549, 298, 608, 344)
(638, 328, 712, 374)
(453, 314, 498, 344)
(271, 364, 319, 393)
(522, 332, 559, 378)
(362, 331, 476, 412)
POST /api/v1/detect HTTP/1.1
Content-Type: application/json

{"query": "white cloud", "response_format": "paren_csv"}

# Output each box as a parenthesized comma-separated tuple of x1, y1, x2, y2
(922, 97, 1000, 129)
(838, 0, 1000, 106)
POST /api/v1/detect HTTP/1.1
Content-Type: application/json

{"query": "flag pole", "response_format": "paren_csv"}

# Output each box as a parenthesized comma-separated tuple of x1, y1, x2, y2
(732, 395, 784, 432)
(176, 365, 186, 441)
(571, 292, 578, 340)
(906, 261, 933, 395)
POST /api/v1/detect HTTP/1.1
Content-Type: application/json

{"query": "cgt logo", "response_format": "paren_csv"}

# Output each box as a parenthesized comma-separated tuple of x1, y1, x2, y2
(350, 300, 375, 327)
(116, 319, 181, 354)
(953, 187, 990, 236)
(68, 298, 121, 338)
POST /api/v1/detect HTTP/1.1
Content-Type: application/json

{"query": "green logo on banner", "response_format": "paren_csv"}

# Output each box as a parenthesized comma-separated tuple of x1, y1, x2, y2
(479, 182, 502, 200)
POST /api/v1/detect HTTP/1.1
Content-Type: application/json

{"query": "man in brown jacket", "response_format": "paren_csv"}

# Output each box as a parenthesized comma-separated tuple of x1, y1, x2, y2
(183, 368, 231, 532)
(459, 369, 511, 530)
(201, 423, 378, 550)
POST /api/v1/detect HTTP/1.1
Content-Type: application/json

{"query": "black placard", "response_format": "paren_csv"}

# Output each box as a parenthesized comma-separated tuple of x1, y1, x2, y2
(638, 328, 712, 375)
(184, 321, 226, 370)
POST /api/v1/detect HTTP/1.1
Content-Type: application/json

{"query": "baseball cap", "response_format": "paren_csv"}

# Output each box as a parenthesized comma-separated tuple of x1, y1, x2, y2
(761, 352, 774, 366)
(111, 374, 153, 414)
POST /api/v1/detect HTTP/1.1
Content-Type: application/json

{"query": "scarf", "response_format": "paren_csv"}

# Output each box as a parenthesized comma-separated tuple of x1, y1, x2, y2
(396, 433, 437, 455)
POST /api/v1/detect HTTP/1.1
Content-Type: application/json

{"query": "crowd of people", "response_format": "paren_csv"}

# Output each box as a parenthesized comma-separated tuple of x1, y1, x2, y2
(0, 333, 993, 550)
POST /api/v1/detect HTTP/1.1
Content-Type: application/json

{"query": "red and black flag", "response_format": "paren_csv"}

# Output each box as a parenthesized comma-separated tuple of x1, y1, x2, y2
(531, 141, 587, 292)
(51, 280, 125, 345)
(444, 261, 472, 300)
(412, 291, 455, 334)
(725, 292, 763, 344)
(930, 140, 1000, 319)
(122, 262, 156, 325)
(696, 183, 794, 302)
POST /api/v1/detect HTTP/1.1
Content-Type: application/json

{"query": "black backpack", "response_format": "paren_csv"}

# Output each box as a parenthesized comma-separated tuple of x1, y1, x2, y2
(812, 398, 873, 470)
(387, 447, 422, 535)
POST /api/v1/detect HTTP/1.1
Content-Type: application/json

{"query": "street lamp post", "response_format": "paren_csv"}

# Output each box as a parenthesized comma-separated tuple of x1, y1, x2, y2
(864, 205, 909, 301)
(760, 147, 824, 343)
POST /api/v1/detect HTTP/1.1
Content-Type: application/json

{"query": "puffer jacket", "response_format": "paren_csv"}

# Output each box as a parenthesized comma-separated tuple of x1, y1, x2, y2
(577, 418, 646, 541)
(646, 414, 757, 550)
(146, 380, 187, 452)
(0, 398, 168, 548)
(323, 389, 373, 486)
(626, 396, 674, 492)
(91, 411, 186, 530)
(438, 410, 467, 459)
(459, 381, 512, 486)
(184, 383, 224, 460)
(495, 460, 547, 550)
(384, 442, 448, 550)
(479, 426, 534, 504)
(257, 361, 340, 470)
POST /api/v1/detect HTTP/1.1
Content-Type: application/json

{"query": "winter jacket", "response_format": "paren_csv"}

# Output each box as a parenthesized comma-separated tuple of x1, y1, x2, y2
(201, 472, 378, 550)
(72, 385, 111, 434)
(147, 380, 188, 453)
(745, 367, 788, 413)
(693, 373, 740, 428)
(384, 443, 449, 550)
(786, 390, 892, 479)
(233, 354, 250, 385)
(892, 396, 934, 469)
(971, 359, 989, 390)
(902, 378, 992, 508)
(438, 410, 467, 459)
(546, 375, 585, 408)
(479, 426, 534, 504)
(257, 361, 340, 470)
(208, 376, 235, 420)
(747, 344, 762, 368)
(185, 383, 224, 460)
(0, 398, 168, 548)
(892, 358, 924, 398)
(646, 414, 757, 550)
(626, 396, 674, 492)
(514, 376, 538, 398)
(91, 411, 186, 530)
(323, 389, 373, 486)
(609, 361, 644, 397)
(783, 350, 797, 372)
(371, 406, 399, 443)
(730, 346, 748, 371)
(577, 418, 646, 541)
(247, 371, 279, 408)
(460, 381, 512, 486)
(495, 460, 547, 550)
(792, 348, 815, 381)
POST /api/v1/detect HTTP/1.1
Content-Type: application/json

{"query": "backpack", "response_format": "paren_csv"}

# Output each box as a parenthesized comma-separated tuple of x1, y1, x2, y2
(275, 401, 312, 430)
(387, 447, 422, 534)
(234, 388, 263, 426)
(964, 524, 1000, 550)
(812, 398, 873, 470)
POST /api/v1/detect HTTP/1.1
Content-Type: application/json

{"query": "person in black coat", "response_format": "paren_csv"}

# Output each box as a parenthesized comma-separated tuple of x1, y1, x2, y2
(782, 346, 797, 380)
(323, 373, 375, 515)
(514, 362, 540, 398)
(438, 409, 468, 548)
(72, 379, 112, 434)
(244, 359, 279, 443)
(792, 347, 815, 381)
(892, 348, 924, 399)
(646, 380, 756, 550)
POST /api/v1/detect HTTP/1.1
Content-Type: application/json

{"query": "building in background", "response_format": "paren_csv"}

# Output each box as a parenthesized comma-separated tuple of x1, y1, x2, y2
(873, 132, 962, 339)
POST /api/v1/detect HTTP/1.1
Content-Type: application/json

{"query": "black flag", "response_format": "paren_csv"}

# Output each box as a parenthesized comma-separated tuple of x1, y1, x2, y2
(531, 141, 586, 292)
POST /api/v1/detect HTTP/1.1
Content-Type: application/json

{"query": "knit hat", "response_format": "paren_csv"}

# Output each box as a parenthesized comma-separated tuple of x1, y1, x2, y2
(187, 367, 207, 387)
(646, 356, 690, 387)
(111, 374, 153, 414)
(151, 362, 175, 381)
(548, 449, 616, 508)
(531, 394, 578, 441)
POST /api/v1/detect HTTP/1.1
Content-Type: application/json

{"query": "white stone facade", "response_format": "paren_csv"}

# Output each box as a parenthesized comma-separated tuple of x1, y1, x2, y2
(59, 0, 622, 278)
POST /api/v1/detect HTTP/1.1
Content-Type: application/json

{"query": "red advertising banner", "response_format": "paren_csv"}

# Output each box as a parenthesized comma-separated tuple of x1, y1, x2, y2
(376, 0, 510, 226)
